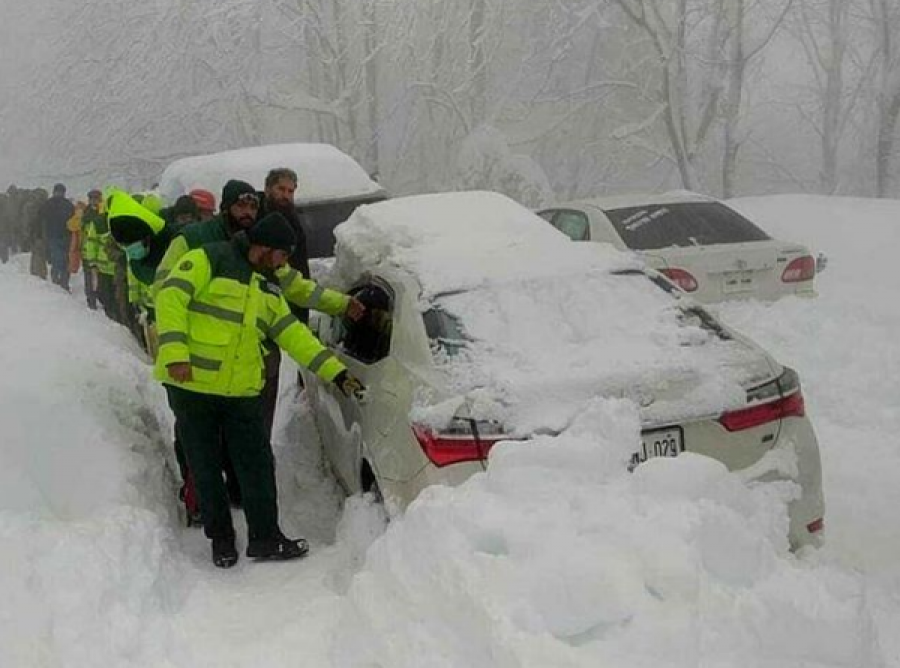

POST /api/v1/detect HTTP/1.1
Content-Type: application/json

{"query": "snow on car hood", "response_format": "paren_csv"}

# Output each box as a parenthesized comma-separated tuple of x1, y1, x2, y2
(334, 192, 769, 434)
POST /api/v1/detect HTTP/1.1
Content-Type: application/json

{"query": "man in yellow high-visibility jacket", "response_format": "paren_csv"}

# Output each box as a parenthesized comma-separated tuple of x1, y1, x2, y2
(156, 212, 365, 568)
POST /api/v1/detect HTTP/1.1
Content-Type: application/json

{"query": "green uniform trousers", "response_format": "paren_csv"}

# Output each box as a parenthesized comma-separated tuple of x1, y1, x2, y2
(165, 385, 278, 542)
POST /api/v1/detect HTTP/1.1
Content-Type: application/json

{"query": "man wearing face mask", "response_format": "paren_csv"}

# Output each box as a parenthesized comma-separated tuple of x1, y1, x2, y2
(106, 190, 186, 354)
(155, 212, 366, 568)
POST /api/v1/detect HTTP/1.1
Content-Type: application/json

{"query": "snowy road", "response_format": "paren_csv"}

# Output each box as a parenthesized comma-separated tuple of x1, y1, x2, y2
(1, 194, 898, 667)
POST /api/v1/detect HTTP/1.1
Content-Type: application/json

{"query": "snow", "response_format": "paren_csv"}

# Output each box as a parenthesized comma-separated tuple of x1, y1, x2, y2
(335, 191, 762, 434)
(1, 193, 898, 667)
(157, 142, 385, 208)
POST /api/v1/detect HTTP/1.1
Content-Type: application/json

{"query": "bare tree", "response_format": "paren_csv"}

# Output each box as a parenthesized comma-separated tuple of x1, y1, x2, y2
(608, 0, 791, 196)
(867, 0, 900, 196)
(790, 0, 875, 194)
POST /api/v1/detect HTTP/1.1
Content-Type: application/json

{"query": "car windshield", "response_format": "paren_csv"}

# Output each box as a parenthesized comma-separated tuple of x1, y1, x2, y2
(603, 201, 771, 250)
(295, 195, 387, 258)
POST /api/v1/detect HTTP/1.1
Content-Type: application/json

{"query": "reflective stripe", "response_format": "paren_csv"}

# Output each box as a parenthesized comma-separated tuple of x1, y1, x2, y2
(190, 354, 222, 371)
(302, 285, 325, 309)
(158, 331, 188, 345)
(256, 318, 269, 336)
(308, 349, 334, 374)
(162, 278, 194, 297)
(269, 314, 296, 339)
(156, 269, 171, 281)
(280, 269, 300, 291)
(188, 301, 243, 324)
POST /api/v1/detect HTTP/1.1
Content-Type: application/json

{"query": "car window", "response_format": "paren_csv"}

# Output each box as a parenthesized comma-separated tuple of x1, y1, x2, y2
(423, 306, 468, 358)
(332, 283, 393, 363)
(603, 202, 771, 250)
(296, 195, 387, 259)
(552, 210, 590, 241)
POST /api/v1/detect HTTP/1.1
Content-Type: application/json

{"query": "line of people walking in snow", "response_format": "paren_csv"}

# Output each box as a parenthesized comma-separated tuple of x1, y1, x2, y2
(2, 171, 367, 569)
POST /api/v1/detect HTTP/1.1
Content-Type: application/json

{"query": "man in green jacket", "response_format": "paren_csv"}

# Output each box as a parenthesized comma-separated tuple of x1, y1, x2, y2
(156, 213, 365, 568)
(155, 179, 364, 438)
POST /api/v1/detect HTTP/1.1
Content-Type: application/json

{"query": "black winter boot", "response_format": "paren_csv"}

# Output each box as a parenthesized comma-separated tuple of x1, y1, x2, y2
(212, 537, 239, 569)
(246, 533, 309, 561)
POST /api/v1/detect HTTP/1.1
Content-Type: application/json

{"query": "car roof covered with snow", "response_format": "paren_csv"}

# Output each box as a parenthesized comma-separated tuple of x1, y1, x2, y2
(333, 190, 640, 298)
(157, 142, 385, 207)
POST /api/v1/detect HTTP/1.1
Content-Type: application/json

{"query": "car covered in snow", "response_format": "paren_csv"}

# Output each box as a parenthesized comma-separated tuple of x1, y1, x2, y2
(538, 191, 818, 303)
(302, 191, 825, 548)
(157, 142, 388, 258)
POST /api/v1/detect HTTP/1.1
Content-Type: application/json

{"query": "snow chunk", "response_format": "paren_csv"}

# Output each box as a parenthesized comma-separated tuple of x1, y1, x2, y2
(334, 401, 877, 668)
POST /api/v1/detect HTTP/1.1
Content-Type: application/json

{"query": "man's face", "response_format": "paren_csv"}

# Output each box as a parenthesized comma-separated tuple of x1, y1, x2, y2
(174, 212, 196, 225)
(198, 209, 214, 222)
(265, 177, 296, 211)
(228, 195, 259, 229)
(252, 247, 291, 271)
(88, 195, 101, 209)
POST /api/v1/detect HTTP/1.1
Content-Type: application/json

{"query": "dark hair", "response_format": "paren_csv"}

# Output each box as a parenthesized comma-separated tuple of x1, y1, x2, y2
(264, 168, 298, 189)
(173, 195, 199, 218)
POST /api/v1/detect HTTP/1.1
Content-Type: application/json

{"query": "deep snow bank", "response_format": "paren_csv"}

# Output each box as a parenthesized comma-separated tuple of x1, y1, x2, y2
(0, 265, 181, 666)
(334, 400, 879, 668)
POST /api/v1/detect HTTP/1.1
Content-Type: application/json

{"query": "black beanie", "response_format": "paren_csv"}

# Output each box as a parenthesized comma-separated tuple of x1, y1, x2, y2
(247, 212, 297, 252)
(173, 195, 199, 218)
(220, 179, 257, 211)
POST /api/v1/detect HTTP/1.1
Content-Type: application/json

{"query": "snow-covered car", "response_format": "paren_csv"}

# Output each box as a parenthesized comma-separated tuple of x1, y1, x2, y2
(157, 142, 388, 257)
(303, 191, 825, 548)
(538, 191, 818, 303)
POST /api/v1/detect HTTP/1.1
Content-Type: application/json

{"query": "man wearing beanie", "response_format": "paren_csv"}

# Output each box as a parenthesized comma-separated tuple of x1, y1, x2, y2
(154, 180, 365, 439)
(155, 212, 366, 568)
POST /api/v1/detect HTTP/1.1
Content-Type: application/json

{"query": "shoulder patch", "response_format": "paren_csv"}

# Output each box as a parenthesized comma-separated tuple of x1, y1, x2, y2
(179, 260, 193, 271)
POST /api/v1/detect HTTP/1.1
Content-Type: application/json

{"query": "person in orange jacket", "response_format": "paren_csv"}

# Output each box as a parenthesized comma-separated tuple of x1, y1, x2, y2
(67, 201, 85, 274)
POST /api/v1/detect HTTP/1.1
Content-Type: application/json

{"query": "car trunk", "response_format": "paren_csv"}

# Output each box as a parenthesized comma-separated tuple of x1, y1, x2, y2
(640, 241, 812, 303)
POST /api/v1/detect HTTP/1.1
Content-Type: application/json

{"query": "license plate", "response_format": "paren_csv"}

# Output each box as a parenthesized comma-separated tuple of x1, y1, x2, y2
(723, 270, 755, 293)
(630, 427, 684, 469)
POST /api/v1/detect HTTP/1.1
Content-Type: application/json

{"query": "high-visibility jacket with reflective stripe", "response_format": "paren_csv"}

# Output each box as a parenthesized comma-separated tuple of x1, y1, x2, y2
(153, 217, 350, 318)
(274, 265, 349, 315)
(81, 207, 115, 275)
(154, 237, 346, 397)
(127, 265, 152, 308)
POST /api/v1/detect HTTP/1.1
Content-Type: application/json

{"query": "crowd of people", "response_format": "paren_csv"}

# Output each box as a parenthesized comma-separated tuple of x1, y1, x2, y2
(0, 170, 367, 569)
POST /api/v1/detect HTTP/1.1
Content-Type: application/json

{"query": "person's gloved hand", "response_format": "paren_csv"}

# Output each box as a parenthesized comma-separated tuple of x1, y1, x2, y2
(334, 370, 367, 402)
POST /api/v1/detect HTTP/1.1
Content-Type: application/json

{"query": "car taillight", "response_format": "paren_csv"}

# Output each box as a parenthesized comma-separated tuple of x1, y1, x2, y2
(807, 518, 824, 534)
(718, 367, 806, 432)
(412, 418, 508, 468)
(659, 268, 699, 292)
(781, 255, 815, 283)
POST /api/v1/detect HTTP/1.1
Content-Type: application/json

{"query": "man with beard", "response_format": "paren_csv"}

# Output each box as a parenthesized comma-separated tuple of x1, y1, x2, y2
(258, 168, 310, 317)
(153, 180, 364, 522)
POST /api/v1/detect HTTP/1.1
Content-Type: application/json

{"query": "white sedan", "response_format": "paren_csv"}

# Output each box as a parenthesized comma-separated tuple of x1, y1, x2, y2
(303, 192, 825, 549)
(538, 191, 818, 303)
